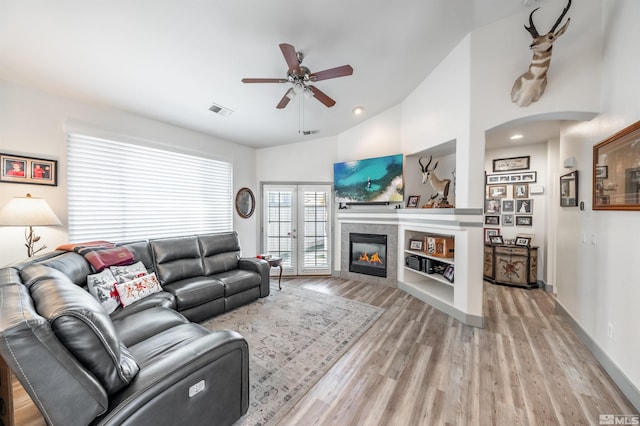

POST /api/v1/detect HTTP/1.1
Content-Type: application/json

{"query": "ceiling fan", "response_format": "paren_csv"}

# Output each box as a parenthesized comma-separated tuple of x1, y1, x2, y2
(242, 43, 353, 109)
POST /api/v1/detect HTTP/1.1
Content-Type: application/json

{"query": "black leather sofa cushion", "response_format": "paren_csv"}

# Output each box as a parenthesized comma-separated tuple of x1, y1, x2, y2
(30, 275, 139, 395)
(215, 269, 262, 297)
(199, 232, 241, 275)
(118, 241, 156, 272)
(0, 283, 109, 426)
(151, 236, 205, 284)
(112, 307, 190, 347)
(38, 251, 94, 286)
(162, 276, 224, 310)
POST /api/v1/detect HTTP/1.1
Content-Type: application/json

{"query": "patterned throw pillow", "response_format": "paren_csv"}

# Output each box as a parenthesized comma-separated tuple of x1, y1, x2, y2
(87, 269, 120, 314)
(115, 273, 163, 307)
(110, 261, 148, 284)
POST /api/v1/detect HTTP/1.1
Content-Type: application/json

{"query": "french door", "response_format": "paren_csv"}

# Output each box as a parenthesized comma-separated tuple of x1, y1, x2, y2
(262, 184, 332, 276)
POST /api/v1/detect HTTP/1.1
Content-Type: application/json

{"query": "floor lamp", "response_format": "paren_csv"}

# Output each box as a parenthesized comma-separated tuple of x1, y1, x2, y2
(0, 193, 62, 257)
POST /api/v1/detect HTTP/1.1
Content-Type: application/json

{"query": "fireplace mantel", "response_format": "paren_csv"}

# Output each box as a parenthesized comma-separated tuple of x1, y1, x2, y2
(335, 207, 485, 327)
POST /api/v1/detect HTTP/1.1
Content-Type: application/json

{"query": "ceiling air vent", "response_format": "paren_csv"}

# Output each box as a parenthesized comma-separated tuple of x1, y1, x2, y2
(209, 102, 233, 116)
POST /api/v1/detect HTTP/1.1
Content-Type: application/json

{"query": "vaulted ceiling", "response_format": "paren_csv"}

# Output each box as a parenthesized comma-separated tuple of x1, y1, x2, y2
(0, 0, 544, 148)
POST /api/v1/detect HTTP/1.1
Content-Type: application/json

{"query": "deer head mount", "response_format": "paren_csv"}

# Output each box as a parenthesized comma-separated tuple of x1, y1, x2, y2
(419, 156, 451, 203)
(511, 0, 572, 107)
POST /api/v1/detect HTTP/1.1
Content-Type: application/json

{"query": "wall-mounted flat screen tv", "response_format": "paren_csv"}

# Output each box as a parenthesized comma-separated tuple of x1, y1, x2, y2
(333, 154, 404, 204)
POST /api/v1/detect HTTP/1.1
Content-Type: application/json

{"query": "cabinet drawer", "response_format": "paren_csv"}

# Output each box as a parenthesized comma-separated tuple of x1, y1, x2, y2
(494, 246, 528, 256)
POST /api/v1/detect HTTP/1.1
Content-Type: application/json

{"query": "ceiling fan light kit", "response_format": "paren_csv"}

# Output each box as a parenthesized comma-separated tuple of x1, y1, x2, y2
(242, 43, 353, 110)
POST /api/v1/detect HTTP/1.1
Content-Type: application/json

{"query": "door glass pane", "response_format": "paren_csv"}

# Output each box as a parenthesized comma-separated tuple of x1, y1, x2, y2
(302, 191, 329, 268)
(265, 190, 293, 267)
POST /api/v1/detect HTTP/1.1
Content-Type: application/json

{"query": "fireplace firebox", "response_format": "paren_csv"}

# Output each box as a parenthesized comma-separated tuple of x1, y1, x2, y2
(349, 233, 387, 278)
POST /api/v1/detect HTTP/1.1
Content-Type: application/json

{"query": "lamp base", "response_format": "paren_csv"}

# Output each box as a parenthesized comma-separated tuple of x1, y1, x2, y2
(25, 226, 47, 258)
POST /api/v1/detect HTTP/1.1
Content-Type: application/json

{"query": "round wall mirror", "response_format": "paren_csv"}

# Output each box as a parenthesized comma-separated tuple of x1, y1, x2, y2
(235, 187, 255, 218)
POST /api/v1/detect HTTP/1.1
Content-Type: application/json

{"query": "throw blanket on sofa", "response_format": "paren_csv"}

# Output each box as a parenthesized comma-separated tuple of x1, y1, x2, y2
(57, 241, 134, 272)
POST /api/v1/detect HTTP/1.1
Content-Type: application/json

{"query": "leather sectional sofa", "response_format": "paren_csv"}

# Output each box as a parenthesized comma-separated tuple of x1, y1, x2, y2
(0, 231, 269, 426)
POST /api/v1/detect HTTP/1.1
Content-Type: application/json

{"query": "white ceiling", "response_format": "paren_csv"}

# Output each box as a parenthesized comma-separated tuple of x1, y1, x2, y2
(0, 0, 549, 149)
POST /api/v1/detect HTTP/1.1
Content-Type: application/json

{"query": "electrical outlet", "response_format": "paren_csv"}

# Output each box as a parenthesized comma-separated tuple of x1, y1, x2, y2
(607, 323, 614, 340)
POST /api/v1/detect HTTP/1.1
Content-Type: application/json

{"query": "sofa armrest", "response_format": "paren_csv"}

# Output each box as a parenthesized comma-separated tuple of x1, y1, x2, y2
(238, 257, 270, 297)
(93, 330, 249, 426)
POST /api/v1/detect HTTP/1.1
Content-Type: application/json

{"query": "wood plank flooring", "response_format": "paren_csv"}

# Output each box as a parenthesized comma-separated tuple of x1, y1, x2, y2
(279, 277, 637, 425)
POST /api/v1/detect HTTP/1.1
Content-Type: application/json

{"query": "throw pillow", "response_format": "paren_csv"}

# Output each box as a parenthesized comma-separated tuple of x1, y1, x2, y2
(110, 261, 147, 284)
(86, 269, 120, 314)
(74, 245, 135, 272)
(115, 273, 162, 307)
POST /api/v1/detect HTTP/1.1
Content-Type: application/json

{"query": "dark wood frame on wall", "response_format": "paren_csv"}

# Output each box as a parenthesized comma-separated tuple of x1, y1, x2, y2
(593, 120, 640, 210)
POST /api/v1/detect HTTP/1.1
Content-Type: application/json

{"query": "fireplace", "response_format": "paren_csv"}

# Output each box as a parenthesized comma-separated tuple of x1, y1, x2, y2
(349, 233, 387, 278)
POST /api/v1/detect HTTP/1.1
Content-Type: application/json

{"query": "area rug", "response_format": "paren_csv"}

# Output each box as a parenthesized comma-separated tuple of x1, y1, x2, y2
(202, 285, 384, 426)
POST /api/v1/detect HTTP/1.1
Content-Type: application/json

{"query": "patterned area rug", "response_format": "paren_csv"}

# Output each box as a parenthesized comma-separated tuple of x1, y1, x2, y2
(202, 284, 384, 426)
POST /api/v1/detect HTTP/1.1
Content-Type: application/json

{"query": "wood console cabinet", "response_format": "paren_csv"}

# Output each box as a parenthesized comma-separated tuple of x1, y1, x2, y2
(483, 244, 538, 288)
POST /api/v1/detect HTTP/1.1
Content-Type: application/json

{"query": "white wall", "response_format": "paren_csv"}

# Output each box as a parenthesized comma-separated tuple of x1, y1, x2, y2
(0, 81, 259, 266)
(555, 0, 640, 399)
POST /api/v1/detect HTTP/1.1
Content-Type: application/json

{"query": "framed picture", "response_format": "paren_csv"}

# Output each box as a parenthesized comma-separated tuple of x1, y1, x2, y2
(517, 233, 535, 245)
(484, 215, 500, 225)
(484, 228, 500, 243)
(442, 264, 455, 283)
(485, 199, 501, 214)
(406, 195, 420, 208)
(513, 183, 529, 198)
(595, 165, 608, 179)
(502, 199, 514, 212)
(492, 156, 530, 172)
(409, 239, 423, 250)
(515, 216, 532, 226)
(488, 185, 507, 198)
(516, 199, 533, 214)
(593, 120, 640, 210)
(489, 235, 504, 245)
(486, 171, 537, 185)
(1, 153, 57, 186)
(560, 170, 579, 207)
(514, 236, 531, 247)
(502, 214, 514, 226)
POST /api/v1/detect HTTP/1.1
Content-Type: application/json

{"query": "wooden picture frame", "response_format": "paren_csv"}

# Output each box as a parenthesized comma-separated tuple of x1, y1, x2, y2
(488, 185, 507, 198)
(409, 239, 423, 251)
(235, 187, 255, 218)
(484, 228, 500, 243)
(492, 156, 530, 172)
(502, 199, 514, 212)
(516, 199, 533, 214)
(593, 120, 640, 210)
(406, 195, 420, 208)
(1, 153, 58, 186)
(513, 183, 529, 198)
(489, 235, 504, 245)
(560, 170, 579, 207)
(515, 216, 532, 226)
(514, 236, 531, 247)
(484, 215, 500, 225)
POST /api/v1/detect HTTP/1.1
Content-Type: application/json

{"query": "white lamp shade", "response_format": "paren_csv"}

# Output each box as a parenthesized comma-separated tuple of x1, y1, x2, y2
(0, 194, 62, 226)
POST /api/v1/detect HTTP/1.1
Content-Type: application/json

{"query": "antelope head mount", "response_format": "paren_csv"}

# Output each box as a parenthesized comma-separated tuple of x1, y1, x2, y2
(511, 0, 572, 107)
(419, 156, 451, 201)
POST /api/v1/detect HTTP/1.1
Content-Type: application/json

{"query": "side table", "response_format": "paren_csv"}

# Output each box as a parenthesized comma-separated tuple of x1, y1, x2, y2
(265, 257, 283, 290)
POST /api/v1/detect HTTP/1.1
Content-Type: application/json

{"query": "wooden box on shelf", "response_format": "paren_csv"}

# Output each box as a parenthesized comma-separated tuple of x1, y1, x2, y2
(424, 236, 455, 258)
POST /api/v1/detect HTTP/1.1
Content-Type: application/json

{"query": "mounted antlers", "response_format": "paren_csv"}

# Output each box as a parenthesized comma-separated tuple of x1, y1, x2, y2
(419, 156, 451, 204)
(511, 0, 572, 107)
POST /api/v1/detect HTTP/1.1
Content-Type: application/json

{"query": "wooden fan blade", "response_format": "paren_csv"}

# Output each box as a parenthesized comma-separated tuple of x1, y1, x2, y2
(242, 78, 288, 83)
(276, 88, 294, 109)
(279, 43, 302, 75)
(309, 65, 353, 82)
(308, 85, 336, 107)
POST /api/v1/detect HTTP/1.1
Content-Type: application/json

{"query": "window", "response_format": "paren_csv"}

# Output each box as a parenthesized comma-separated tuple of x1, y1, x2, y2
(67, 133, 232, 243)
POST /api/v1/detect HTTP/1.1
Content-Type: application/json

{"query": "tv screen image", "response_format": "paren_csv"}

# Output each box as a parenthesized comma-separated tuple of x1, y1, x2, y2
(333, 154, 404, 203)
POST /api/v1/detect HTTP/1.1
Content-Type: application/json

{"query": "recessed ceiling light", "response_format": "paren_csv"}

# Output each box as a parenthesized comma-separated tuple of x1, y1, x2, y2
(510, 134, 523, 140)
(352, 106, 364, 115)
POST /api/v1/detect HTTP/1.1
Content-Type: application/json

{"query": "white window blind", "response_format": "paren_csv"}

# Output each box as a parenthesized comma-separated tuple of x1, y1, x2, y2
(67, 133, 232, 243)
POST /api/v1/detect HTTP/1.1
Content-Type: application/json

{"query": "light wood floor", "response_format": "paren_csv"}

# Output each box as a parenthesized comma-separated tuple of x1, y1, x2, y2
(279, 277, 637, 426)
